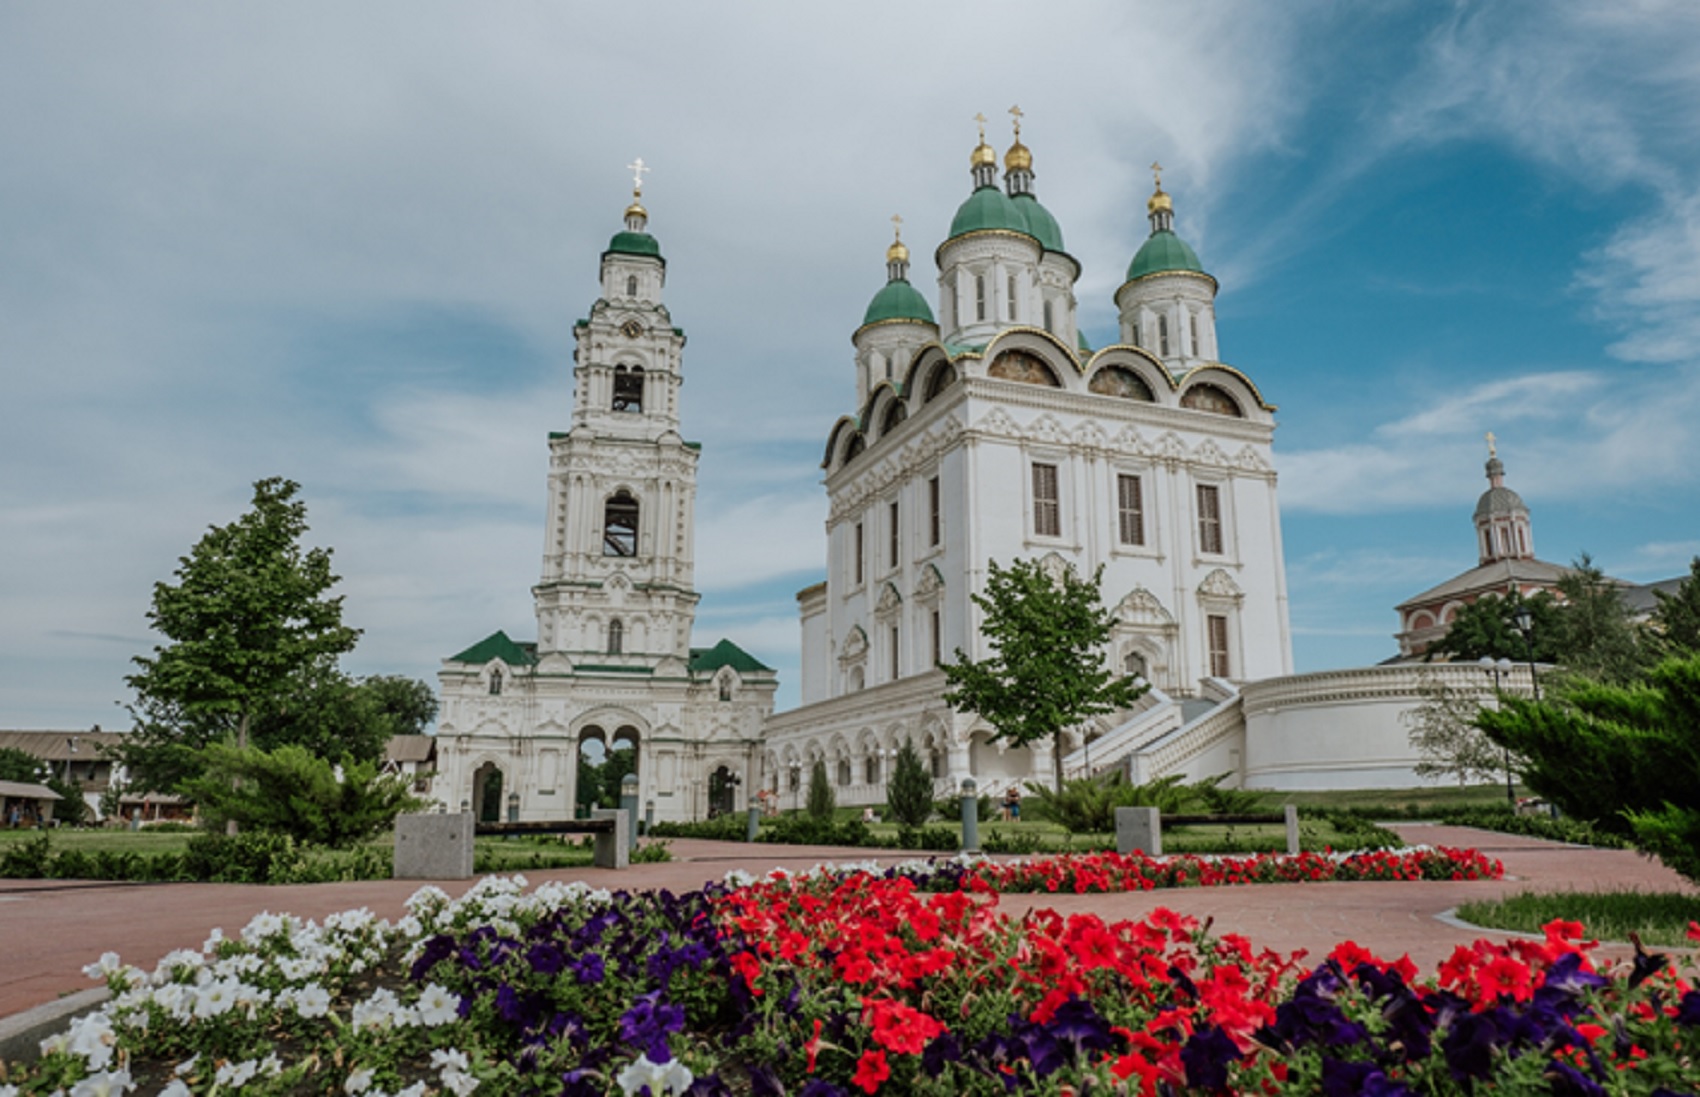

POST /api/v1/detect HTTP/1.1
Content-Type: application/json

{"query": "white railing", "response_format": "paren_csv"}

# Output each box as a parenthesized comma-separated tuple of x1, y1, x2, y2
(1130, 691, 1244, 783)
(1060, 684, 1182, 779)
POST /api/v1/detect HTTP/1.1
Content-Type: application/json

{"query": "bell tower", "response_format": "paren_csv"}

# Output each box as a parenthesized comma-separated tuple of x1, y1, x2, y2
(534, 162, 701, 664)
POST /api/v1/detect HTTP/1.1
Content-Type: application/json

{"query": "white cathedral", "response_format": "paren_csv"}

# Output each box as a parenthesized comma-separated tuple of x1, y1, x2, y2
(433, 121, 1485, 822)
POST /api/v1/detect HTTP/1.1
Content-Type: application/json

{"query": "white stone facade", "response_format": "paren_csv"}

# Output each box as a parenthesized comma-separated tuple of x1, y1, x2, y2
(433, 197, 776, 824)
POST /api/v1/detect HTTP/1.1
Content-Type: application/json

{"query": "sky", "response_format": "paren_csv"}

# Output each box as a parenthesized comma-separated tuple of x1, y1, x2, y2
(4, 1, 1699, 729)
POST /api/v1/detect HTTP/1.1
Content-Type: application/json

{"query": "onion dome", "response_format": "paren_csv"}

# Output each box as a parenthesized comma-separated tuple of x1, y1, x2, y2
(606, 161, 663, 260)
(1004, 138, 1032, 173)
(1125, 164, 1207, 281)
(1474, 454, 1527, 520)
(1013, 194, 1066, 252)
(861, 220, 935, 329)
(948, 185, 1030, 239)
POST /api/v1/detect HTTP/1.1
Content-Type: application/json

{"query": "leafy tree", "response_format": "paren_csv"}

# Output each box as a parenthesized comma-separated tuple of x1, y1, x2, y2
(181, 743, 422, 848)
(1650, 556, 1700, 657)
(250, 672, 437, 763)
(1476, 653, 1700, 883)
(1403, 672, 1507, 788)
(119, 478, 362, 792)
(941, 558, 1145, 790)
(1432, 591, 1564, 664)
(1551, 554, 1649, 684)
(44, 776, 89, 827)
(0, 747, 45, 784)
(886, 738, 935, 829)
(805, 758, 835, 820)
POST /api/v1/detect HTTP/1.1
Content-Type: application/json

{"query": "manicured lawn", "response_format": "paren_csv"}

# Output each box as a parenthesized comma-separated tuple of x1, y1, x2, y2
(0, 828, 193, 856)
(1457, 888, 1700, 948)
(1250, 783, 1523, 816)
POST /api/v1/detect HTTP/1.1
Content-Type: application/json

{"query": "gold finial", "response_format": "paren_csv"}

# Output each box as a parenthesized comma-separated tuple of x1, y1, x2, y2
(1151, 161, 1163, 190)
(890, 213, 903, 241)
(1009, 104, 1023, 138)
(1004, 104, 1032, 172)
(970, 112, 997, 169)
(1146, 160, 1172, 214)
(1486, 431, 1497, 459)
(974, 112, 987, 142)
(886, 214, 909, 265)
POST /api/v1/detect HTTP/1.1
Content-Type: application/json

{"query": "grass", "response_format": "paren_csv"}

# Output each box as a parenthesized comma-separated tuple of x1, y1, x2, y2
(1457, 889, 1700, 949)
(1254, 784, 1522, 816)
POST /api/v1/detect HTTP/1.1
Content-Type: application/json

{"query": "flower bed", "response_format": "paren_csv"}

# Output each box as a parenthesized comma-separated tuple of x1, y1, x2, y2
(4, 847, 1697, 1096)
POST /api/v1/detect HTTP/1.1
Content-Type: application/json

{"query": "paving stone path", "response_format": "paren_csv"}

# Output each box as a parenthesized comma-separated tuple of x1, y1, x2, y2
(2, 825, 1694, 1020)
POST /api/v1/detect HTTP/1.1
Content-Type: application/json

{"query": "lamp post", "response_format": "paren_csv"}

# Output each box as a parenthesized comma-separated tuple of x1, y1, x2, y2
(788, 763, 801, 812)
(1478, 656, 1517, 807)
(63, 737, 78, 785)
(1511, 605, 1542, 702)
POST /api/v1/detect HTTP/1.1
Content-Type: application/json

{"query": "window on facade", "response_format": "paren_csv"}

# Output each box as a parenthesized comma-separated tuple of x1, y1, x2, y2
(1131, 321, 1141, 348)
(854, 521, 864, 585)
(888, 500, 899, 568)
(924, 364, 957, 403)
(604, 492, 639, 556)
(1032, 463, 1061, 537)
(1117, 474, 1145, 546)
(930, 746, 943, 778)
(1197, 484, 1223, 555)
(488, 669, 503, 696)
(890, 626, 900, 680)
(789, 767, 801, 792)
(1190, 313, 1200, 356)
(1043, 300, 1053, 332)
(1158, 314, 1170, 356)
(607, 618, 623, 655)
(837, 758, 851, 787)
(612, 366, 644, 413)
(865, 754, 879, 784)
(928, 476, 940, 546)
(1007, 274, 1017, 320)
(931, 609, 941, 667)
(1124, 650, 1148, 678)
(1207, 614, 1231, 678)
(626, 275, 638, 297)
(975, 274, 986, 321)
(718, 678, 731, 702)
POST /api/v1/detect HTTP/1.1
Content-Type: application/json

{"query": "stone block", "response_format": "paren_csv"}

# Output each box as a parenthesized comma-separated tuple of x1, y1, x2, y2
(393, 812, 474, 879)
(1115, 806, 1162, 856)
(1284, 803, 1300, 856)
(592, 808, 629, 869)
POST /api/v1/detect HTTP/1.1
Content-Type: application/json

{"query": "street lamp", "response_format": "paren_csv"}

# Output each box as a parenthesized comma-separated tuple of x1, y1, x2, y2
(1478, 656, 1517, 807)
(1510, 605, 1543, 702)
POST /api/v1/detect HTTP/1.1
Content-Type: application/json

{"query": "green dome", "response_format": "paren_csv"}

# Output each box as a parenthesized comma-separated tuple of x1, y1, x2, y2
(1126, 229, 1204, 280)
(1012, 193, 1065, 253)
(948, 185, 1034, 241)
(861, 278, 935, 328)
(605, 230, 662, 259)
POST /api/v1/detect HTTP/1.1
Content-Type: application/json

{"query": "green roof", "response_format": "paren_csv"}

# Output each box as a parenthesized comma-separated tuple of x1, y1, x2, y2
(948, 186, 1034, 241)
(1077, 330, 1092, 354)
(861, 278, 935, 327)
(1012, 193, 1065, 253)
(689, 638, 774, 675)
(1126, 229, 1205, 280)
(605, 231, 663, 260)
(447, 630, 537, 666)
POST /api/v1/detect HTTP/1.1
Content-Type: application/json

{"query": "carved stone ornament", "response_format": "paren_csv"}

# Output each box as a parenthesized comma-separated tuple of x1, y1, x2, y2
(839, 625, 869, 662)
(1115, 586, 1177, 628)
(1198, 568, 1245, 602)
(875, 582, 903, 615)
(1038, 551, 1070, 585)
(915, 563, 945, 600)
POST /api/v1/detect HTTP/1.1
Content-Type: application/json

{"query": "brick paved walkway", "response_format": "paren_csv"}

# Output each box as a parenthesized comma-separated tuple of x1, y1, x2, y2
(2, 825, 1694, 1020)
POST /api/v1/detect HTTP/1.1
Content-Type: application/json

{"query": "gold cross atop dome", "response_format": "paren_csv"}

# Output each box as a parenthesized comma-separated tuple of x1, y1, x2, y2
(974, 112, 987, 142)
(627, 157, 650, 197)
(1151, 161, 1164, 190)
(887, 213, 909, 265)
(1486, 431, 1497, 459)
(890, 213, 903, 240)
(1008, 104, 1023, 137)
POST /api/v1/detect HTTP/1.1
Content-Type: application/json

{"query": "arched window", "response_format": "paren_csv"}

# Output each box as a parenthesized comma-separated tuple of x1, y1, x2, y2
(880, 398, 906, 437)
(1089, 366, 1156, 401)
(1158, 314, 1170, 356)
(1007, 274, 1017, 320)
(489, 668, 503, 696)
(626, 274, 638, 297)
(924, 363, 957, 403)
(603, 492, 639, 556)
(1179, 383, 1243, 417)
(1131, 321, 1142, 348)
(612, 366, 644, 413)
(607, 618, 623, 654)
(864, 753, 880, 784)
(988, 350, 1060, 386)
(837, 758, 851, 786)
(718, 678, 732, 702)
(975, 275, 986, 321)
(1190, 313, 1200, 356)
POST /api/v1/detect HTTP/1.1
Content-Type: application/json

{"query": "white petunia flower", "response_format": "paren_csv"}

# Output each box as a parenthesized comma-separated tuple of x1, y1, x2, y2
(615, 1054, 694, 1097)
(82, 952, 123, 980)
(158, 1082, 191, 1097)
(414, 983, 460, 1026)
(393, 1084, 428, 1097)
(215, 1059, 259, 1087)
(65, 1012, 117, 1071)
(202, 927, 224, 952)
(191, 977, 241, 1019)
(291, 983, 332, 1018)
(173, 1054, 200, 1076)
(0, 1083, 18, 1097)
(69, 1069, 133, 1097)
(345, 1068, 375, 1094)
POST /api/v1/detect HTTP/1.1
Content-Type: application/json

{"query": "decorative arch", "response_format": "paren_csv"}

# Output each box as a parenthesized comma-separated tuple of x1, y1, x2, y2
(1179, 382, 1243, 418)
(612, 365, 644, 413)
(1176, 363, 1276, 414)
(879, 397, 907, 437)
(1088, 365, 1156, 401)
(603, 491, 639, 556)
(986, 349, 1061, 387)
(822, 415, 860, 470)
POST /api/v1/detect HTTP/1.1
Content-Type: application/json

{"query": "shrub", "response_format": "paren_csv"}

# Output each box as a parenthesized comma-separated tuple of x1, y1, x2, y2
(182, 742, 422, 848)
(886, 738, 934, 828)
(650, 815, 746, 841)
(804, 759, 835, 821)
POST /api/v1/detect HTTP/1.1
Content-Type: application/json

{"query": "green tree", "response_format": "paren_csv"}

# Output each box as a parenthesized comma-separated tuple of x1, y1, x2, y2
(119, 478, 363, 792)
(44, 776, 89, 826)
(181, 743, 422, 848)
(886, 738, 934, 829)
(0, 747, 45, 784)
(1432, 591, 1564, 664)
(1650, 556, 1700, 657)
(249, 672, 437, 763)
(1476, 653, 1700, 883)
(805, 758, 835, 820)
(941, 558, 1145, 790)
(1551, 554, 1648, 683)
(1402, 672, 1506, 788)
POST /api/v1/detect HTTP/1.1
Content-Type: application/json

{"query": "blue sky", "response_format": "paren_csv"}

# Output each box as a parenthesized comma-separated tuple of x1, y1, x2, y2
(4, 2, 1698, 727)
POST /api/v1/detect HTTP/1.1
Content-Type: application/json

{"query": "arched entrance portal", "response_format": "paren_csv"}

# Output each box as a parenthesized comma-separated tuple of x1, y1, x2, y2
(575, 724, 641, 819)
(471, 762, 504, 823)
(708, 765, 739, 818)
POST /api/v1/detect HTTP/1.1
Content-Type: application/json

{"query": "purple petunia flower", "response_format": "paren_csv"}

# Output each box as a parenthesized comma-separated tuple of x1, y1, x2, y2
(1180, 1024, 1240, 1090)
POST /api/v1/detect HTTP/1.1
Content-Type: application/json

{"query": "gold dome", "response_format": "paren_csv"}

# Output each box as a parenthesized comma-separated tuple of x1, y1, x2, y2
(886, 238, 910, 264)
(1146, 189, 1172, 214)
(625, 199, 648, 220)
(1004, 140, 1032, 172)
(970, 140, 998, 168)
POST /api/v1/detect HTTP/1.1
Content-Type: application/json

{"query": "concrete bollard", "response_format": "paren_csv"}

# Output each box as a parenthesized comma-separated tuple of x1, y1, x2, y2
(620, 774, 639, 854)
(1284, 803, 1300, 855)
(591, 808, 629, 869)
(393, 812, 474, 879)
(746, 805, 761, 842)
(959, 778, 979, 854)
(1115, 806, 1162, 856)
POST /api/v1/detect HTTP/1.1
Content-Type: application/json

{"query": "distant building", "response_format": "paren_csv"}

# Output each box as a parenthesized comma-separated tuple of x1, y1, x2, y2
(0, 729, 128, 819)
